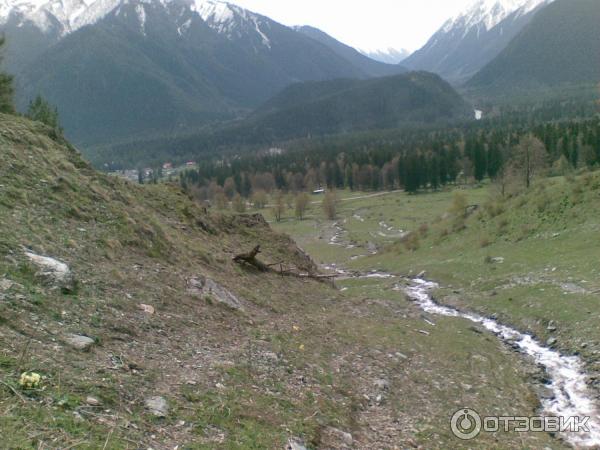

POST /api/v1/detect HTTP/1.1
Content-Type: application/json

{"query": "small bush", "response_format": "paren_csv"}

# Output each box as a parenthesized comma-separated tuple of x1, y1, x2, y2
(535, 194, 551, 213)
(484, 200, 505, 218)
(402, 232, 420, 252)
(418, 223, 429, 237)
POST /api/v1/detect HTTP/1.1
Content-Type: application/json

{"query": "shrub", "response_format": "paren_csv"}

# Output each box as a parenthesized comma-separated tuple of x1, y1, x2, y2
(402, 232, 420, 252)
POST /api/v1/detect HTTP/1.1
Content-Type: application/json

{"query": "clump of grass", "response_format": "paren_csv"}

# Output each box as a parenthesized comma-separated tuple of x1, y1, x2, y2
(402, 232, 420, 252)
(484, 199, 505, 218)
(418, 223, 429, 237)
(480, 236, 491, 248)
(535, 193, 551, 213)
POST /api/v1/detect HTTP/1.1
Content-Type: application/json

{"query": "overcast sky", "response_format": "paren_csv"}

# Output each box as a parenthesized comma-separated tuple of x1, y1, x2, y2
(228, 0, 474, 52)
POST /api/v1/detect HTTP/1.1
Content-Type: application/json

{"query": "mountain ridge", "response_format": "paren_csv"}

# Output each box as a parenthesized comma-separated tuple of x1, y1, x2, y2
(466, 0, 600, 97)
(403, 0, 553, 84)
(1, 0, 400, 148)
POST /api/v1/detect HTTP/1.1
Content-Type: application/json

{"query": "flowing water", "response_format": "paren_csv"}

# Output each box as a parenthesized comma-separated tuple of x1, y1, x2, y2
(402, 278, 600, 448)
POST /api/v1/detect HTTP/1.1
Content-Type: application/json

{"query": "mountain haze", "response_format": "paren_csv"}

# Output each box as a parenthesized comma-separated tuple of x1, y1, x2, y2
(294, 26, 407, 78)
(467, 0, 600, 95)
(0, 0, 398, 147)
(90, 71, 473, 168)
(403, 0, 554, 84)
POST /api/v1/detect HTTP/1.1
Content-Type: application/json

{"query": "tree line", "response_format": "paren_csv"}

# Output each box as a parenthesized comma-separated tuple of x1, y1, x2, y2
(179, 115, 600, 203)
(0, 37, 63, 133)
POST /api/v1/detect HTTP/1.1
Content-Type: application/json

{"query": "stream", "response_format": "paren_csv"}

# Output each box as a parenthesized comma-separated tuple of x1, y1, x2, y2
(345, 269, 600, 447)
(402, 278, 600, 448)
(324, 221, 600, 446)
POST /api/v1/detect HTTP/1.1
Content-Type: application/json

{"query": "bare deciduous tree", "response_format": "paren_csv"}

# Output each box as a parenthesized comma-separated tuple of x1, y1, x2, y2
(513, 134, 548, 188)
(295, 192, 310, 220)
(322, 191, 337, 220)
(272, 191, 286, 222)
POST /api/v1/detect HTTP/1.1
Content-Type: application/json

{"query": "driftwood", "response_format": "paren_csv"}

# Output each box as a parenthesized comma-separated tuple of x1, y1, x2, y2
(233, 246, 335, 283)
(233, 246, 268, 271)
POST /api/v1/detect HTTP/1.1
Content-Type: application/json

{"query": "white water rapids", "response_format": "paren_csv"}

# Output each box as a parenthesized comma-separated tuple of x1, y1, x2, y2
(402, 278, 600, 448)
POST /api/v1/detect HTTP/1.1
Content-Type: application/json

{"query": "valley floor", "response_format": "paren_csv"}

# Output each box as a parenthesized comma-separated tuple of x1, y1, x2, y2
(272, 177, 600, 448)
(1, 114, 597, 449)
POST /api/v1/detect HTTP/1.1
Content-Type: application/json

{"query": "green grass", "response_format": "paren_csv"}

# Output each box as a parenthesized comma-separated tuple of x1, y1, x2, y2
(270, 175, 600, 448)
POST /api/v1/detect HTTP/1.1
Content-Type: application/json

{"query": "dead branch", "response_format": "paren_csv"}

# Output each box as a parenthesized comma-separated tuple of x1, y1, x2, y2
(233, 246, 334, 282)
(232, 245, 268, 271)
(0, 380, 27, 404)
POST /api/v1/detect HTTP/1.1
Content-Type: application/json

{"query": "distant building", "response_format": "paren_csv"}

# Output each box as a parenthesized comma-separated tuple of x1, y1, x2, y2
(162, 162, 173, 170)
(312, 188, 325, 195)
(186, 161, 196, 167)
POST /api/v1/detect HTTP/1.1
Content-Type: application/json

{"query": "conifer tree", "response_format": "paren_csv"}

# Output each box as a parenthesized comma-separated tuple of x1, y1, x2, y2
(0, 36, 14, 114)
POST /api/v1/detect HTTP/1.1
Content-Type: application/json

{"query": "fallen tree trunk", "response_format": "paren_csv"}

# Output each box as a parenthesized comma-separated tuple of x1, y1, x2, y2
(232, 245, 268, 271)
(232, 246, 334, 283)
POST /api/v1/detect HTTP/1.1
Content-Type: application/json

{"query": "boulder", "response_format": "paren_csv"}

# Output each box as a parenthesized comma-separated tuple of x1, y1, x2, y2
(65, 334, 95, 351)
(188, 276, 244, 311)
(25, 251, 76, 292)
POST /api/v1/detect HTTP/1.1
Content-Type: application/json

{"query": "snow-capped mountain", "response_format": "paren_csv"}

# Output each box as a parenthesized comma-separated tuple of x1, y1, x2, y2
(404, 0, 554, 84)
(359, 48, 411, 65)
(0, 0, 395, 150)
(0, 0, 273, 43)
(293, 26, 407, 77)
(468, 0, 600, 94)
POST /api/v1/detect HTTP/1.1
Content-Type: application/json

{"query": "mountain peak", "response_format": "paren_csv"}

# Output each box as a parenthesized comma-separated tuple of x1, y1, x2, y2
(359, 47, 411, 65)
(0, 0, 270, 43)
(0, 0, 121, 35)
(443, 0, 554, 33)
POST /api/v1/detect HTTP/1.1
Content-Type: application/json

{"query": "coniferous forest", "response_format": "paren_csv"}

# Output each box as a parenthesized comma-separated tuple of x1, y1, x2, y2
(178, 110, 600, 202)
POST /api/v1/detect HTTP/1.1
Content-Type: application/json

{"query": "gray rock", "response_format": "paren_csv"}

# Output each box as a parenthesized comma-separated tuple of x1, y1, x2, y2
(145, 396, 168, 417)
(534, 385, 555, 401)
(286, 440, 308, 450)
(0, 278, 13, 291)
(65, 334, 95, 351)
(374, 379, 389, 391)
(25, 251, 76, 292)
(188, 276, 244, 311)
(547, 337, 558, 347)
(324, 427, 353, 447)
(86, 396, 101, 406)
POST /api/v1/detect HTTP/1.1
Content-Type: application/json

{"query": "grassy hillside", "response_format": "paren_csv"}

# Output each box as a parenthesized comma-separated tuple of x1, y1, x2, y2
(0, 114, 567, 449)
(272, 172, 600, 422)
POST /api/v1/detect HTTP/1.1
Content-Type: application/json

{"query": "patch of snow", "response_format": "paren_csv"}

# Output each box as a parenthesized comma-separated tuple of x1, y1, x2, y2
(1, 0, 273, 47)
(443, 0, 554, 36)
(177, 16, 191, 35)
(135, 2, 146, 35)
(475, 109, 483, 120)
